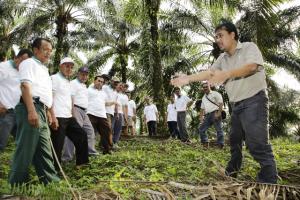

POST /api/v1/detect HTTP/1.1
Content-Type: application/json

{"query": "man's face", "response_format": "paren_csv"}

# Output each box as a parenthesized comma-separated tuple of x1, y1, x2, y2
(122, 85, 128, 93)
(104, 78, 109, 84)
(126, 93, 131, 99)
(146, 98, 151, 105)
(175, 89, 181, 97)
(202, 84, 210, 93)
(33, 40, 52, 64)
(94, 77, 104, 89)
(215, 29, 235, 52)
(77, 71, 89, 83)
(14, 54, 30, 71)
(111, 80, 119, 89)
(116, 82, 123, 92)
(59, 62, 74, 77)
(170, 95, 174, 102)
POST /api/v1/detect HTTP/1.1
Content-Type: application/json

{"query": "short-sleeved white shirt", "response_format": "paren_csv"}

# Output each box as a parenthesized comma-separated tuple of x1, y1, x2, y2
(144, 104, 158, 122)
(19, 57, 53, 108)
(128, 99, 136, 117)
(121, 93, 129, 106)
(167, 103, 177, 121)
(70, 78, 88, 109)
(0, 60, 21, 109)
(114, 92, 126, 114)
(51, 72, 72, 118)
(102, 85, 115, 115)
(87, 87, 107, 118)
(201, 91, 223, 114)
(175, 95, 192, 112)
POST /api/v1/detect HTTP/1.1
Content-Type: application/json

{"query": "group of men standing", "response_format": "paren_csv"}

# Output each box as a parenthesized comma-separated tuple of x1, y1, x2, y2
(0, 38, 136, 187)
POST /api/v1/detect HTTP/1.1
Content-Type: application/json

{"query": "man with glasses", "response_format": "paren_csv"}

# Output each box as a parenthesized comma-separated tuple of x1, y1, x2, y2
(62, 67, 100, 163)
(199, 82, 225, 151)
(174, 88, 194, 142)
(144, 97, 159, 136)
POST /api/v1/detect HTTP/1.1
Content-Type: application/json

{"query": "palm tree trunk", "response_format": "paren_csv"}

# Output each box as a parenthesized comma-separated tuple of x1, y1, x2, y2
(53, 14, 68, 74)
(146, 0, 167, 135)
(120, 55, 127, 83)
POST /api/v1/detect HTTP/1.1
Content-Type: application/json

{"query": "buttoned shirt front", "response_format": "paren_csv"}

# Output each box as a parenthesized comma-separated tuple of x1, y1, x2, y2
(201, 90, 223, 114)
(102, 85, 116, 115)
(167, 103, 177, 121)
(70, 78, 88, 109)
(51, 72, 72, 118)
(175, 95, 192, 112)
(144, 104, 158, 122)
(211, 42, 265, 103)
(19, 57, 53, 108)
(128, 99, 136, 117)
(86, 87, 107, 118)
(0, 60, 21, 109)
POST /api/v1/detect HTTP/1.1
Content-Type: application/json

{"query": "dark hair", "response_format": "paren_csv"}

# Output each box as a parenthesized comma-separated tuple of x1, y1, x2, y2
(202, 82, 208, 86)
(126, 91, 131, 94)
(174, 87, 180, 91)
(32, 38, 51, 52)
(17, 49, 33, 58)
(215, 22, 239, 41)
(170, 94, 175, 98)
(94, 75, 102, 80)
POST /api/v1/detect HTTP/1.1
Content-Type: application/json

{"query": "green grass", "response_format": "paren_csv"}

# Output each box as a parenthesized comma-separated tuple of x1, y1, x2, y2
(1, 136, 300, 199)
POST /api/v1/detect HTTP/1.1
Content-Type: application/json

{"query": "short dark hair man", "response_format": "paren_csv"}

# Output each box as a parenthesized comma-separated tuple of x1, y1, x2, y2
(49, 58, 89, 172)
(172, 22, 278, 184)
(144, 97, 159, 136)
(86, 76, 119, 155)
(62, 66, 100, 163)
(0, 49, 33, 154)
(164, 94, 180, 139)
(9, 38, 60, 186)
(124, 92, 136, 135)
(102, 74, 110, 85)
(199, 83, 224, 150)
(174, 88, 194, 142)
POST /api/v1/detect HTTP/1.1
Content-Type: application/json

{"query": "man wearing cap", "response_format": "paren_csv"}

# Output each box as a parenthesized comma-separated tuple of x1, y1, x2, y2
(49, 57, 89, 172)
(61, 66, 100, 163)
(124, 92, 136, 135)
(9, 38, 60, 186)
(121, 83, 129, 134)
(112, 82, 127, 147)
(174, 87, 194, 142)
(87, 76, 120, 155)
(0, 49, 33, 154)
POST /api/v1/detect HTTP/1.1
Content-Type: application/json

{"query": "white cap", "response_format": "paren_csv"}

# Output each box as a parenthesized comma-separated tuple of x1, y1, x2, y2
(60, 57, 78, 67)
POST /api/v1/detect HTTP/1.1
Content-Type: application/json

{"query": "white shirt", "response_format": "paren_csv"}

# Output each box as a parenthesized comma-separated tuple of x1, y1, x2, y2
(175, 95, 192, 112)
(51, 72, 72, 118)
(70, 78, 88, 109)
(121, 93, 129, 106)
(0, 60, 21, 109)
(87, 87, 107, 118)
(114, 92, 126, 114)
(201, 91, 223, 114)
(128, 99, 136, 117)
(167, 103, 177, 121)
(144, 104, 158, 122)
(19, 57, 52, 108)
(102, 85, 116, 115)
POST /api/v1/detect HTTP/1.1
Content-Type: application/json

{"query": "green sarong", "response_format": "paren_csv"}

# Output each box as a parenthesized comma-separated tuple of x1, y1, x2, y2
(8, 102, 60, 186)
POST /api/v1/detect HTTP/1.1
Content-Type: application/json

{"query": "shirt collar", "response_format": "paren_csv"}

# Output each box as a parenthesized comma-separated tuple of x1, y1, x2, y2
(32, 56, 44, 66)
(224, 42, 242, 57)
(92, 86, 99, 91)
(109, 85, 113, 89)
(9, 60, 16, 69)
(76, 77, 83, 84)
(147, 103, 152, 106)
(58, 72, 67, 80)
(179, 95, 182, 99)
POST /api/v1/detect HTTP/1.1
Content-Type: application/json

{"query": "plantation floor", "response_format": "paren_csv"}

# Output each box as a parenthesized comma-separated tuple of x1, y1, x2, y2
(1, 136, 300, 199)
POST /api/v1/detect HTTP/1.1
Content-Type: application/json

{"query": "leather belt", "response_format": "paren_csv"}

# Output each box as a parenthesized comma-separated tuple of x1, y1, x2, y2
(206, 110, 218, 115)
(177, 111, 187, 113)
(20, 96, 49, 110)
(8, 108, 14, 111)
(74, 105, 86, 111)
(231, 90, 265, 108)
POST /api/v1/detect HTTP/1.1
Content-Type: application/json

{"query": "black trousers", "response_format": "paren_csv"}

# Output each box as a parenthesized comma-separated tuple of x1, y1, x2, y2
(147, 121, 157, 136)
(50, 117, 89, 172)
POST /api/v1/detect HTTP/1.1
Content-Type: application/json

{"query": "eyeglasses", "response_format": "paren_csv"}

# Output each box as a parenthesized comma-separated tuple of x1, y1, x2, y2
(203, 86, 208, 89)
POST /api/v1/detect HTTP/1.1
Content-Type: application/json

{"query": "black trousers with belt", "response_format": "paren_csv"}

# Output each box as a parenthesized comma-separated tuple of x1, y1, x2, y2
(50, 117, 89, 172)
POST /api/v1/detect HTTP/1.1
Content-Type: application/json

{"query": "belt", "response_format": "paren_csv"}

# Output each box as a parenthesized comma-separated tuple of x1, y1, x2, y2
(20, 96, 49, 110)
(205, 110, 218, 115)
(177, 111, 187, 113)
(8, 108, 14, 112)
(231, 90, 265, 108)
(74, 105, 86, 111)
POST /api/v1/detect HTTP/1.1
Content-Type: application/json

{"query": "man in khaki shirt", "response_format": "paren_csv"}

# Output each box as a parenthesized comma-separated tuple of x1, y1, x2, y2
(171, 22, 278, 184)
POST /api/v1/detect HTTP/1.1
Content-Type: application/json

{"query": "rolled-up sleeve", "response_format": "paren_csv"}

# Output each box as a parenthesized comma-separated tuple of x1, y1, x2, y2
(244, 43, 264, 71)
(19, 61, 36, 84)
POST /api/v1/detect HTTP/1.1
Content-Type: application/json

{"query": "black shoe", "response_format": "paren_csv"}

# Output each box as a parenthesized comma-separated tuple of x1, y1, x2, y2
(103, 151, 112, 155)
